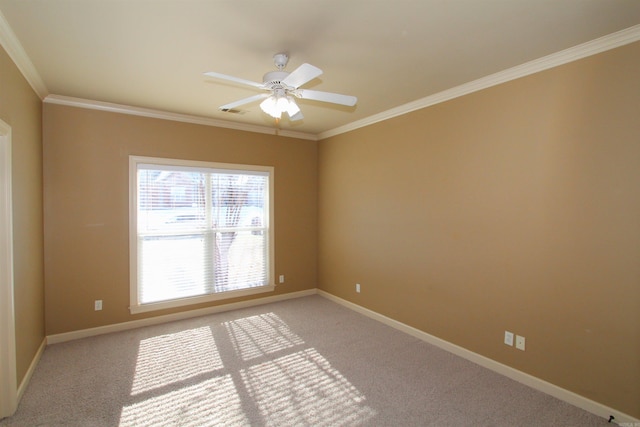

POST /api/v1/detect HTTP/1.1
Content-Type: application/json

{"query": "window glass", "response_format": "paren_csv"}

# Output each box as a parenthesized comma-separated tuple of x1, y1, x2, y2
(130, 157, 273, 313)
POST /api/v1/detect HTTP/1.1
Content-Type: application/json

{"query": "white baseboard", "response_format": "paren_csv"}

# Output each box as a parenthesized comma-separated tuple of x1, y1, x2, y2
(37, 287, 640, 423)
(47, 289, 317, 345)
(17, 337, 46, 403)
(317, 290, 639, 425)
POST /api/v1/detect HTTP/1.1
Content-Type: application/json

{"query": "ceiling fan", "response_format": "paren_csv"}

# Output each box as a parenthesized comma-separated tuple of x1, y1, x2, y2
(204, 53, 357, 121)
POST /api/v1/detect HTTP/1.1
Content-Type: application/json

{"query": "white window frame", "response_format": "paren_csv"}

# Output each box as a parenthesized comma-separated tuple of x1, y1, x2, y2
(129, 156, 275, 314)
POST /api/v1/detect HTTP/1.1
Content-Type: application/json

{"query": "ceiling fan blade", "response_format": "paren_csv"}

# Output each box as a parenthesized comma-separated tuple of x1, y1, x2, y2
(204, 71, 264, 89)
(282, 63, 323, 89)
(219, 94, 269, 111)
(297, 89, 357, 106)
(289, 111, 304, 121)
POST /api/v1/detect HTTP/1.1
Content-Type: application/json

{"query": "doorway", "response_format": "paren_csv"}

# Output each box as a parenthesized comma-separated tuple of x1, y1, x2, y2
(0, 119, 17, 418)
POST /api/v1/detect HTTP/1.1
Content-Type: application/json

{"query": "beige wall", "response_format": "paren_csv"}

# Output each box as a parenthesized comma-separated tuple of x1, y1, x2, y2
(318, 42, 640, 417)
(0, 46, 45, 385)
(5, 30, 639, 419)
(43, 105, 317, 334)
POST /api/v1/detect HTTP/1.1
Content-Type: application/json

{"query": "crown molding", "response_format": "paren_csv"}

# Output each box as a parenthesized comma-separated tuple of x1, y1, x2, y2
(319, 24, 640, 140)
(3, 3, 637, 142)
(44, 95, 318, 141)
(1, 5, 314, 140)
(0, 9, 48, 99)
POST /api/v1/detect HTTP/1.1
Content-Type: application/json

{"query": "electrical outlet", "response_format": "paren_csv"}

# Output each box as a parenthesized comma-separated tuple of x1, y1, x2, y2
(504, 331, 514, 346)
(94, 300, 102, 311)
(356, 283, 361, 293)
(279, 275, 285, 284)
(516, 335, 526, 351)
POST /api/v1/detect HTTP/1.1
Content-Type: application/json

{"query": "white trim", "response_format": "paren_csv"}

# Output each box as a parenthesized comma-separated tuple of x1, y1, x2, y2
(43, 95, 318, 141)
(0, 9, 48, 99)
(318, 24, 640, 140)
(47, 288, 317, 345)
(129, 285, 277, 315)
(16, 338, 45, 404)
(317, 290, 640, 425)
(0, 119, 17, 418)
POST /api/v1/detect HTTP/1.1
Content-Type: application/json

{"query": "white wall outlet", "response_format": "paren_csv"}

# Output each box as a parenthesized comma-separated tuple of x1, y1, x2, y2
(94, 300, 103, 311)
(356, 283, 361, 293)
(516, 335, 526, 351)
(279, 275, 285, 284)
(504, 331, 514, 346)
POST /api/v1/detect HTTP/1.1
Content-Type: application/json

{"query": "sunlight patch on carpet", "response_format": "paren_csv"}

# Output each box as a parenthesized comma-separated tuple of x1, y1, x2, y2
(131, 327, 223, 395)
(224, 312, 305, 361)
(119, 374, 247, 426)
(241, 348, 376, 426)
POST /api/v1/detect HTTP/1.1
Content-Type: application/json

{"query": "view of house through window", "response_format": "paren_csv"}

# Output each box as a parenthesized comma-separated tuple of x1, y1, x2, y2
(130, 157, 274, 313)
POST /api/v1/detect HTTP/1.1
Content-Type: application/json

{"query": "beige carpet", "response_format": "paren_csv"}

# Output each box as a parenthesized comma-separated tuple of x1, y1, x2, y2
(1, 295, 609, 426)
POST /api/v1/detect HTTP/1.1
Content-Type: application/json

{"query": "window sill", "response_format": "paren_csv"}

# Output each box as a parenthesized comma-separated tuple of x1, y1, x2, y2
(129, 284, 275, 315)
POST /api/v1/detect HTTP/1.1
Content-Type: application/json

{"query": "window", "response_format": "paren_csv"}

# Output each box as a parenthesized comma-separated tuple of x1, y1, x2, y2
(129, 156, 274, 314)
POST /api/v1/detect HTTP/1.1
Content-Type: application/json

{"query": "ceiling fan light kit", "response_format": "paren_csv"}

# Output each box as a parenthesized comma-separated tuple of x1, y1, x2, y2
(259, 88, 301, 119)
(204, 53, 357, 123)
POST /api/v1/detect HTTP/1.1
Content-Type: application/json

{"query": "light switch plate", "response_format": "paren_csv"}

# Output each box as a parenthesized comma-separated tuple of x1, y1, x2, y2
(504, 331, 514, 346)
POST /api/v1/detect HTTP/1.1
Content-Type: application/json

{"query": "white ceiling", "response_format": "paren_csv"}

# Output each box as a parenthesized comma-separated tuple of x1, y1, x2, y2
(0, 1, 638, 138)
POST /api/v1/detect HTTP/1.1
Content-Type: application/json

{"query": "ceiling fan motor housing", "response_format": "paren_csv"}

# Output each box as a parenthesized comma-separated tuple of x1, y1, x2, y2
(263, 71, 290, 90)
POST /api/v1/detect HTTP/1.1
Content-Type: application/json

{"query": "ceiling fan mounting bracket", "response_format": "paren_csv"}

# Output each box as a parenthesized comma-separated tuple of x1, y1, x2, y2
(273, 53, 289, 70)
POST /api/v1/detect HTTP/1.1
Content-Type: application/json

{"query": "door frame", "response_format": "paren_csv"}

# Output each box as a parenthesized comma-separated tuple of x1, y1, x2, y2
(0, 119, 17, 418)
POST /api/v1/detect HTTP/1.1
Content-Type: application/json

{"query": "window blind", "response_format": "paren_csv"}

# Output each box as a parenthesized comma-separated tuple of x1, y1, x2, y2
(132, 159, 271, 309)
